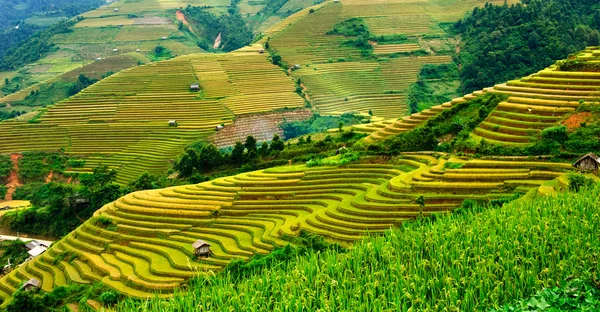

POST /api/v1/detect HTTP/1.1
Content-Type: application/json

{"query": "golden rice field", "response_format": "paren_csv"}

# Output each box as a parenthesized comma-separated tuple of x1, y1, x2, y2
(268, 0, 516, 118)
(0, 153, 573, 302)
(0, 51, 303, 184)
(362, 47, 600, 143)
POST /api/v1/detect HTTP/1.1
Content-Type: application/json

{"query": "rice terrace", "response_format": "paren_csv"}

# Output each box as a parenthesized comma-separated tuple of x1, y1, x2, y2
(0, 0, 599, 311)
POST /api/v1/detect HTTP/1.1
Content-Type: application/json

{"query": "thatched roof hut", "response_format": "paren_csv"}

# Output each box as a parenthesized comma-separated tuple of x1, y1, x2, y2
(573, 153, 600, 171)
(193, 240, 211, 257)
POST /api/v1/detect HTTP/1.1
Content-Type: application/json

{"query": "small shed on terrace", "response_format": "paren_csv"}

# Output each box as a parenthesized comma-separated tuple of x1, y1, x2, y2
(573, 153, 600, 172)
(22, 278, 41, 291)
(168, 120, 178, 127)
(190, 84, 200, 91)
(193, 240, 212, 257)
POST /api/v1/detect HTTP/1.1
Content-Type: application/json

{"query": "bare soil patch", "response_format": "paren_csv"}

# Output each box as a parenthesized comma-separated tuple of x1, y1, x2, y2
(563, 112, 592, 131)
(211, 109, 313, 148)
(4, 154, 22, 201)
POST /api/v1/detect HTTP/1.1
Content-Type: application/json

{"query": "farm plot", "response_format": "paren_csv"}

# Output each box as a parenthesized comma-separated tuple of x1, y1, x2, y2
(0, 52, 303, 183)
(365, 47, 600, 143)
(0, 154, 572, 302)
(268, 0, 504, 120)
(294, 56, 452, 118)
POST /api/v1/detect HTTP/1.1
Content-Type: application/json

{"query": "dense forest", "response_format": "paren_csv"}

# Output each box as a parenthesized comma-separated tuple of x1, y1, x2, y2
(0, 0, 102, 29)
(454, 0, 600, 93)
(183, 5, 254, 52)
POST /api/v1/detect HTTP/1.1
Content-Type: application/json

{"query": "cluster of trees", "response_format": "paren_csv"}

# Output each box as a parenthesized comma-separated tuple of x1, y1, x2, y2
(0, 0, 102, 29)
(7, 165, 126, 237)
(453, 0, 600, 93)
(67, 73, 97, 96)
(174, 135, 286, 178)
(279, 113, 364, 140)
(0, 18, 77, 71)
(407, 63, 460, 113)
(183, 5, 253, 52)
(0, 109, 25, 122)
(369, 94, 504, 154)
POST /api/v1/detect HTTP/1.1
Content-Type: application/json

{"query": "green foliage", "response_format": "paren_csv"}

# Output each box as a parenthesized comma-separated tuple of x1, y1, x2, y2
(225, 231, 344, 281)
(0, 185, 6, 200)
(568, 173, 595, 192)
(279, 113, 364, 140)
(7, 282, 123, 311)
(0, 19, 77, 71)
(128, 172, 167, 191)
(454, 0, 600, 93)
(183, 6, 253, 52)
(7, 165, 126, 237)
(541, 125, 568, 144)
(98, 290, 119, 306)
(0, 154, 11, 182)
(67, 73, 98, 96)
(0, 240, 29, 268)
(443, 162, 463, 170)
(407, 63, 460, 113)
(326, 18, 369, 37)
(306, 151, 359, 167)
(149, 45, 172, 61)
(118, 183, 600, 311)
(496, 278, 600, 311)
(17, 152, 70, 183)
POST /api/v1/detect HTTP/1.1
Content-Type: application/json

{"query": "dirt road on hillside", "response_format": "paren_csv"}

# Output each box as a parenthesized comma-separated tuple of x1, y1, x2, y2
(4, 154, 22, 201)
(176, 10, 196, 35)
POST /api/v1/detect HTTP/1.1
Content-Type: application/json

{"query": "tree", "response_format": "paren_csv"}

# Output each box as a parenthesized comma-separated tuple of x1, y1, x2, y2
(259, 141, 269, 157)
(79, 165, 123, 211)
(269, 135, 285, 153)
(231, 141, 245, 165)
(244, 136, 257, 155)
(154, 45, 165, 55)
(368, 109, 373, 116)
(6, 291, 44, 312)
(338, 121, 344, 132)
(175, 149, 199, 177)
(129, 172, 158, 191)
(198, 143, 222, 172)
(416, 196, 425, 217)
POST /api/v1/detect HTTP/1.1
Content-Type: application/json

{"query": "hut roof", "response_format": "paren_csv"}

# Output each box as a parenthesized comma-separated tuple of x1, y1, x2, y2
(573, 153, 600, 166)
(28, 246, 47, 257)
(22, 278, 41, 288)
(190, 84, 200, 89)
(192, 239, 211, 249)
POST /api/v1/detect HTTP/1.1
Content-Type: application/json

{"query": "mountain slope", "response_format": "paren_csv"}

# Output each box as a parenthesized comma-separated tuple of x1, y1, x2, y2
(0, 153, 573, 303)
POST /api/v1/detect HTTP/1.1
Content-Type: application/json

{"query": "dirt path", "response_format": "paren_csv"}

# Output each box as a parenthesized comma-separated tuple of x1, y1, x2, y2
(4, 154, 22, 202)
(45, 171, 54, 183)
(176, 10, 196, 35)
(213, 32, 222, 49)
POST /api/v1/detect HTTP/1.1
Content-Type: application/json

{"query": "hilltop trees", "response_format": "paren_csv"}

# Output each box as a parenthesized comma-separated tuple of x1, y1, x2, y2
(454, 0, 600, 93)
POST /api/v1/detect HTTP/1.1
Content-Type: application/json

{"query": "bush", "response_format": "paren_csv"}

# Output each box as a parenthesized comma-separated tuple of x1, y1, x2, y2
(568, 173, 595, 192)
(99, 290, 119, 306)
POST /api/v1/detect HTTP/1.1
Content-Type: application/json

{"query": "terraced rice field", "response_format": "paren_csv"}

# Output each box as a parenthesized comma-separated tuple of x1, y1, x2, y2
(364, 47, 600, 143)
(268, 0, 513, 118)
(0, 154, 572, 302)
(0, 52, 303, 183)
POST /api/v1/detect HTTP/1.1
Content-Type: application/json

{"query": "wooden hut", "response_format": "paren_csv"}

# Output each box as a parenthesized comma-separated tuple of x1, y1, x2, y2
(192, 240, 212, 257)
(215, 125, 224, 131)
(190, 84, 200, 91)
(573, 153, 600, 172)
(22, 278, 41, 291)
(168, 120, 178, 127)
(258, 49, 265, 54)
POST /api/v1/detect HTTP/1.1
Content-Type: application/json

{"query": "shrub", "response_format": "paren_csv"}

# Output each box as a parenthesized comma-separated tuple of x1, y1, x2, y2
(568, 173, 595, 192)
(99, 290, 119, 306)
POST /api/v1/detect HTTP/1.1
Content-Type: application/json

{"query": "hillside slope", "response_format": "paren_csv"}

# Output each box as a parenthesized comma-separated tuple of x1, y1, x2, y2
(115, 181, 600, 311)
(0, 49, 304, 184)
(0, 153, 573, 302)
(362, 46, 600, 143)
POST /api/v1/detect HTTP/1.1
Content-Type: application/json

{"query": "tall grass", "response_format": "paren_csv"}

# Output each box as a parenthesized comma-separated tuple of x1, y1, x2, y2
(118, 184, 600, 311)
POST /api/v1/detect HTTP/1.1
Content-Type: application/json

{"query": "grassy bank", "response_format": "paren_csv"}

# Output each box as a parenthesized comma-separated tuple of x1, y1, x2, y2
(117, 184, 600, 311)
